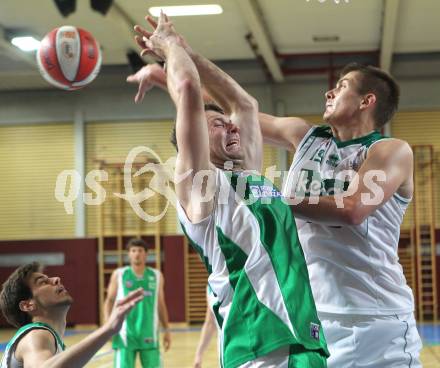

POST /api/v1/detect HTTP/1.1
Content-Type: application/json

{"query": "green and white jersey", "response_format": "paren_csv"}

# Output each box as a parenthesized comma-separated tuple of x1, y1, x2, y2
(0, 322, 65, 368)
(283, 125, 414, 315)
(178, 168, 329, 368)
(112, 266, 161, 350)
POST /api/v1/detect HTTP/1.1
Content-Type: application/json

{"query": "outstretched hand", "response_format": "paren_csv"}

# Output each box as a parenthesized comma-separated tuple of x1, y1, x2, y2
(134, 11, 188, 61)
(126, 63, 167, 103)
(106, 288, 144, 334)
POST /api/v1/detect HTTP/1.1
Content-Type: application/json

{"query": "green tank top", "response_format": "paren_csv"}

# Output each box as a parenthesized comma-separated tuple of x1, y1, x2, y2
(0, 322, 65, 368)
(112, 266, 160, 350)
(178, 169, 329, 368)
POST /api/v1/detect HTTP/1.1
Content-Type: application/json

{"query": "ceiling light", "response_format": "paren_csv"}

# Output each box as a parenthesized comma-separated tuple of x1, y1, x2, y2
(149, 4, 223, 17)
(11, 36, 41, 52)
(313, 35, 340, 42)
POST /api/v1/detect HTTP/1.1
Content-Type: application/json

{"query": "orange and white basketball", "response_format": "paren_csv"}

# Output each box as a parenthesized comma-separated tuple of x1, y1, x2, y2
(36, 26, 102, 90)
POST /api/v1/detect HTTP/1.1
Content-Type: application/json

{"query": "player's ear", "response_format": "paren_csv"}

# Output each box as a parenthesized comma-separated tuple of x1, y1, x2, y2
(360, 93, 376, 110)
(19, 299, 36, 313)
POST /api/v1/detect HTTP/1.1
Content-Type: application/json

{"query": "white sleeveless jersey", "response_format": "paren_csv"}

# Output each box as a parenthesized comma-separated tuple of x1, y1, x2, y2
(178, 168, 328, 367)
(0, 322, 65, 368)
(283, 126, 414, 315)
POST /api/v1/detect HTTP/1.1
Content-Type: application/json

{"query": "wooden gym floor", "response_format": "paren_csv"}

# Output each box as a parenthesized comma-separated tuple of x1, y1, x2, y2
(1, 324, 440, 367)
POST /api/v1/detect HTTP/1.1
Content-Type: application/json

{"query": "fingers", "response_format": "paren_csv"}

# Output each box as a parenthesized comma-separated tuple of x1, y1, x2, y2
(164, 341, 170, 351)
(134, 25, 153, 39)
(135, 35, 147, 50)
(159, 10, 166, 25)
(122, 287, 144, 305)
(126, 74, 137, 83)
(134, 91, 143, 104)
(146, 15, 158, 29)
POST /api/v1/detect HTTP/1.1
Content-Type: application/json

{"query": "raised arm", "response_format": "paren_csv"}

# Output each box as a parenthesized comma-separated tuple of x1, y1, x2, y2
(17, 289, 144, 368)
(127, 63, 310, 155)
(186, 50, 262, 170)
(138, 13, 214, 222)
(135, 16, 261, 171)
(258, 113, 311, 151)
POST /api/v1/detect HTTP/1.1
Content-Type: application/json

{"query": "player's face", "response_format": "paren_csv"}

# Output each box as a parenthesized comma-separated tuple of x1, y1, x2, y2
(206, 110, 243, 163)
(128, 246, 147, 266)
(323, 71, 364, 124)
(27, 272, 73, 309)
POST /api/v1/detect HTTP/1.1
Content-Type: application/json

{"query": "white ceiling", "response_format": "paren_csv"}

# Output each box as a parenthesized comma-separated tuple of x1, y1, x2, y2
(0, 0, 439, 90)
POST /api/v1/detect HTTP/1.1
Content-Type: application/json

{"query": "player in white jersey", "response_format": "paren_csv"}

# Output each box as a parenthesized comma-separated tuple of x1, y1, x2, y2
(0, 262, 143, 368)
(258, 63, 423, 367)
(134, 12, 328, 368)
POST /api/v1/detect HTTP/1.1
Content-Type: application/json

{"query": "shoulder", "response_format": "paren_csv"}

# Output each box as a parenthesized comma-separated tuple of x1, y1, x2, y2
(368, 138, 413, 161)
(15, 328, 56, 359)
(111, 267, 123, 279)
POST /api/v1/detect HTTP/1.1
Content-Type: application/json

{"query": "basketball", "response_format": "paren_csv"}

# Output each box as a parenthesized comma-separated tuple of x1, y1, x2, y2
(36, 26, 102, 90)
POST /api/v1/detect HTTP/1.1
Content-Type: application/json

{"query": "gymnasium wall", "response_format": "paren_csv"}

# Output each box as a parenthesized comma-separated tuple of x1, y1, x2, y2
(0, 123, 76, 239)
(0, 238, 98, 327)
(391, 111, 440, 229)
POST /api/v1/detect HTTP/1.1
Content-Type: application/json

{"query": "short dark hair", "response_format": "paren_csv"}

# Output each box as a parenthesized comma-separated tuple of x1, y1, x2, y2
(0, 262, 42, 328)
(126, 238, 149, 251)
(340, 62, 400, 129)
(170, 103, 225, 151)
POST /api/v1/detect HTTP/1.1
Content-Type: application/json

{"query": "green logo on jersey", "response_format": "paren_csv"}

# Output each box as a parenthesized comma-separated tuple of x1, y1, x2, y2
(312, 148, 325, 163)
(325, 154, 340, 167)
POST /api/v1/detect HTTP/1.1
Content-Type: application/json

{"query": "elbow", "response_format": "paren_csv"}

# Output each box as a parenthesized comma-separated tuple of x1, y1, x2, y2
(176, 77, 201, 98)
(235, 95, 258, 114)
(341, 200, 366, 226)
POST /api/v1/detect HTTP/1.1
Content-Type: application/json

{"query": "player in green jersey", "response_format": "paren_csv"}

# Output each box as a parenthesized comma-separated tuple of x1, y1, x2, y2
(0, 262, 143, 368)
(104, 238, 171, 368)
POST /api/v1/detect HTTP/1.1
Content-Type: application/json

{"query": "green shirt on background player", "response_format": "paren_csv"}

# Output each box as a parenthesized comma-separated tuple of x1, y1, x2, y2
(104, 238, 171, 368)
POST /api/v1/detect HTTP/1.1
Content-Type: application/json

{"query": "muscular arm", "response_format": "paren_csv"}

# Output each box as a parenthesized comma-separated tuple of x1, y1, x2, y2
(135, 19, 261, 171)
(138, 14, 214, 222)
(16, 289, 144, 368)
(127, 65, 310, 156)
(18, 327, 114, 368)
(103, 269, 118, 322)
(186, 50, 261, 171)
(258, 113, 311, 151)
(290, 139, 413, 225)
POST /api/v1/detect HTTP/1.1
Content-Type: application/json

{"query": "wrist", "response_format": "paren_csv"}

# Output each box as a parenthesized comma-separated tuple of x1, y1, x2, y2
(100, 322, 115, 338)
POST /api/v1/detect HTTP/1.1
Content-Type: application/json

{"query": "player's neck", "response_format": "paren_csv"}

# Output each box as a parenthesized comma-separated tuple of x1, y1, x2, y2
(330, 119, 376, 142)
(212, 158, 244, 172)
(131, 263, 146, 277)
(33, 312, 67, 337)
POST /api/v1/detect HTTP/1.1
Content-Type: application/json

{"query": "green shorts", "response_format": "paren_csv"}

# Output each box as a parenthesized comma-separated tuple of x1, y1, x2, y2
(288, 344, 327, 367)
(113, 348, 162, 368)
(240, 344, 327, 368)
